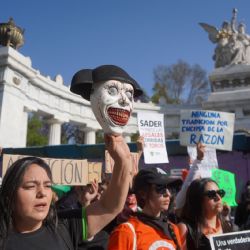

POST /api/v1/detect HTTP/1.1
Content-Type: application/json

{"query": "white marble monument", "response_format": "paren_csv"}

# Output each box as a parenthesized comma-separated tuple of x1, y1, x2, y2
(0, 14, 250, 148)
(0, 47, 158, 147)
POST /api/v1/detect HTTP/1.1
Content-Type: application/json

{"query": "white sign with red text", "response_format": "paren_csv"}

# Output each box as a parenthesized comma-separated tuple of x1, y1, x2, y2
(137, 112, 168, 164)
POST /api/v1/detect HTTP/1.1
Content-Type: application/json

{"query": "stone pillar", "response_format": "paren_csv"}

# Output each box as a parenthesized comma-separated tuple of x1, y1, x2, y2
(48, 119, 63, 145)
(124, 133, 131, 143)
(22, 106, 35, 146)
(83, 127, 96, 144)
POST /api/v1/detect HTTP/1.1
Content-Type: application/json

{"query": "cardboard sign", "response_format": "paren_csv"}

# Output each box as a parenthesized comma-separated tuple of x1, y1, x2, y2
(180, 110, 235, 151)
(2, 154, 102, 185)
(211, 168, 237, 207)
(209, 230, 250, 250)
(105, 150, 139, 175)
(137, 112, 169, 164)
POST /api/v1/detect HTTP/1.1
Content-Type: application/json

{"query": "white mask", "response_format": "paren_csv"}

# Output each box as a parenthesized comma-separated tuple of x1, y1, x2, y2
(90, 80, 134, 135)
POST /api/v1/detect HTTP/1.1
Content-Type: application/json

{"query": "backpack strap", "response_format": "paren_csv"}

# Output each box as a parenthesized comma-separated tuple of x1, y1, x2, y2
(168, 223, 181, 250)
(123, 222, 137, 250)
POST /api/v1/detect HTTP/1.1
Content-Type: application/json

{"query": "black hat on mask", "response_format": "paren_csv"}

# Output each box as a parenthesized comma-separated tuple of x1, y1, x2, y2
(70, 65, 143, 100)
(70, 69, 93, 100)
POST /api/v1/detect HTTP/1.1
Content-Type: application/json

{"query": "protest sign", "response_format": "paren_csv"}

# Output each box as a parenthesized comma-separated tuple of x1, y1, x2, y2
(2, 154, 102, 185)
(187, 145, 218, 178)
(210, 230, 250, 250)
(180, 110, 235, 151)
(211, 168, 237, 206)
(187, 145, 198, 162)
(137, 112, 169, 164)
(105, 150, 139, 175)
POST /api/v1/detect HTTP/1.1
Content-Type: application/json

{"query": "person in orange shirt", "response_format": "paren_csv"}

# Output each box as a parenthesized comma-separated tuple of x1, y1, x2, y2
(108, 167, 182, 250)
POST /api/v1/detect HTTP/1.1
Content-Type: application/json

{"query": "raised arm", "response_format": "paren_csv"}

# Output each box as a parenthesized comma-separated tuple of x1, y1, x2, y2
(136, 136, 144, 159)
(86, 134, 131, 238)
(175, 143, 204, 211)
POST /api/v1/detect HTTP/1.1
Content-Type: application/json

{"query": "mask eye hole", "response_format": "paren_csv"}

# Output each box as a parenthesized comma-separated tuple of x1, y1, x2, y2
(125, 91, 133, 100)
(108, 86, 118, 96)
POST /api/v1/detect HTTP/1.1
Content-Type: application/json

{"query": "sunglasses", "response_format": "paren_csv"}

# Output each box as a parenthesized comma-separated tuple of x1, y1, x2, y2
(155, 184, 169, 195)
(204, 189, 226, 199)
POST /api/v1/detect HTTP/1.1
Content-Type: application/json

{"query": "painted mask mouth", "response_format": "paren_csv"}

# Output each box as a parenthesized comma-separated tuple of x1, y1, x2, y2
(107, 107, 131, 126)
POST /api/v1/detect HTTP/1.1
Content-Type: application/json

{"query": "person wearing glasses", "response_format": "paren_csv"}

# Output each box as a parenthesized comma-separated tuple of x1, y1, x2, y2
(108, 167, 182, 250)
(177, 178, 232, 250)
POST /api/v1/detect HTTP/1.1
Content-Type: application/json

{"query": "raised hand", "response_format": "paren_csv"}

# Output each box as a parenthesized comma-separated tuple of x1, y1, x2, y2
(76, 180, 99, 207)
(197, 142, 205, 161)
(104, 134, 131, 165)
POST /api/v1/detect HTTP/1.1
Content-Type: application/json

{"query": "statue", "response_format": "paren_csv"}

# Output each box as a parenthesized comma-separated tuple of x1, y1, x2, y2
(237, 23, 250, 63)
(200, 9, 250, 68)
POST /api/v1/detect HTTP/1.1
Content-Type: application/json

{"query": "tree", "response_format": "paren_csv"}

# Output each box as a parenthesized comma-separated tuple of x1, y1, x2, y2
(61, 123, 85, 144)
(61, 123, 105, 144)
(27, 113, 48, 146)
(186, 64, 210, 104)
(151, 82, 177, 104)
(152, 60, 210, 104)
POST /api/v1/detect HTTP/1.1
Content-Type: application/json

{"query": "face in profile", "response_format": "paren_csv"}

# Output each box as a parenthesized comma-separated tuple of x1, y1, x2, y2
(13, 164, 53, 231)
(90, 80, 134, 135)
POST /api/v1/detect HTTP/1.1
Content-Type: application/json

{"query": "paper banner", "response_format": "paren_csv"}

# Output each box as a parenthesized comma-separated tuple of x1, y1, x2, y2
(137, 112, 168, 164)
(180, 110, 235, 151)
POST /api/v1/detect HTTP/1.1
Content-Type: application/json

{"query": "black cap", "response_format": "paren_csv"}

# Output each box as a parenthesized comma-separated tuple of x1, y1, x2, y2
(133, 167, 177, 193)
(70, 69, 93, 100)
(70, 65, 143, 100)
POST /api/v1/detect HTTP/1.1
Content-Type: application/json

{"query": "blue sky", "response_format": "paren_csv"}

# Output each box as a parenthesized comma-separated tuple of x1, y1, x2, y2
(1, 1, 250, 96)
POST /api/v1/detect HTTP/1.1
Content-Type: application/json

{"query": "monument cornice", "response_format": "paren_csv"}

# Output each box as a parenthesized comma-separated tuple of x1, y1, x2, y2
(210, 65, 250, 91)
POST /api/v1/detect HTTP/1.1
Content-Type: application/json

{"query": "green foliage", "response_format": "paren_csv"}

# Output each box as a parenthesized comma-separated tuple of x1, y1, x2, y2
(27, 114, 48, 146)
(96, 130, 104, 144)
(61, 126, 68, 144)
(131, 132, 140, 142)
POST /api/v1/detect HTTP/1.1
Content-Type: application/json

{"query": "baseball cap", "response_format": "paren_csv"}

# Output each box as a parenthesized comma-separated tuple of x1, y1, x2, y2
(133, 167, 178, 193)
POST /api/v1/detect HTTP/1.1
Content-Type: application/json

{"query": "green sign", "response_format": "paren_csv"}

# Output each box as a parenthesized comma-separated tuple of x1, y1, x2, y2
(211, 168, 237, 206)
(52, 185, 71, 198)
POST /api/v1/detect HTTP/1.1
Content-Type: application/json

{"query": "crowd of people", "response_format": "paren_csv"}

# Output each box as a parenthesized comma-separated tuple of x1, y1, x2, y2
(0, 139, 249, 250)
(0, 64, 249, 249)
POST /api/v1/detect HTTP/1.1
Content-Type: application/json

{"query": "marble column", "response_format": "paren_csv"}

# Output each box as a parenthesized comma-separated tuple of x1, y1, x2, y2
(48, 119, 63, 145)
(83, 127, 96, 144)
(22, 107, 35, 146)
